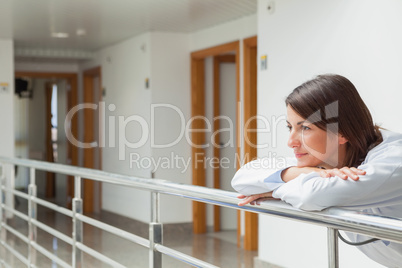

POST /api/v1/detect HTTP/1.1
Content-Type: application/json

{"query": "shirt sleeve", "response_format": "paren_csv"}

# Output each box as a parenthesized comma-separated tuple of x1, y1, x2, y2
(272, 145, 402, 211)
(231, 157, 295, 195)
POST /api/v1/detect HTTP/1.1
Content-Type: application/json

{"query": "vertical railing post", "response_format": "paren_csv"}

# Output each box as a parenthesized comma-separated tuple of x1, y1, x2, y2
(5, 164, 15, 219)
(328, 228, 339, 268)
(28, 167, 37, 266)
(149, 192, 162, 268)
(72, 176, 83, 268)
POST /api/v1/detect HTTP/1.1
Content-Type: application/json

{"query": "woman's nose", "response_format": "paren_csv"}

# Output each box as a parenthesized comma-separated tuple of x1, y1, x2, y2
(287, 130, 301, 148)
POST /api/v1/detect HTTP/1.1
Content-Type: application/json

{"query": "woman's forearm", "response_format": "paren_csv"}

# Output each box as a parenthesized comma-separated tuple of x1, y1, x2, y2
(281, 167, 323, 182)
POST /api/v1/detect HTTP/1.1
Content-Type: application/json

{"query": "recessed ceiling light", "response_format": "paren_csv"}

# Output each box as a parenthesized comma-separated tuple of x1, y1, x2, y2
(76, 29, 87, 36)
(51, 32, 69, 38)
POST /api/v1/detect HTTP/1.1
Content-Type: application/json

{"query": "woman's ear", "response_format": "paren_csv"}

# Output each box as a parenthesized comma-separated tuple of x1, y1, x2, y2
(338, 135, 348, 145)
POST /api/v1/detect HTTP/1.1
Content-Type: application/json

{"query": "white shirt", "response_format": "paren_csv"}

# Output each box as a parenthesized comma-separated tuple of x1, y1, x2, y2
(231, 130, 402, 267)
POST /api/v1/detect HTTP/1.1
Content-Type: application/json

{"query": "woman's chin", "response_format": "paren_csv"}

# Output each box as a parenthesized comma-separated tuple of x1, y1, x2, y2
(296, 159, 320, 168)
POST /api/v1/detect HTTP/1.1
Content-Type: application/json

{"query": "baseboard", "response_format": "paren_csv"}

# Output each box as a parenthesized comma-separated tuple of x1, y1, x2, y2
(254, 257, 283, 268)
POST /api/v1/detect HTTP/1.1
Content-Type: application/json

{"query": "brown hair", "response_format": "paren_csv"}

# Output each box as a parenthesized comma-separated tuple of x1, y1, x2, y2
(285, 74, 382, 167)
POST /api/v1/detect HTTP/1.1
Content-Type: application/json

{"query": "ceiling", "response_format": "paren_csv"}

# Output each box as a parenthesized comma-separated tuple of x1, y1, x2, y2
(0, 0, 256, 61)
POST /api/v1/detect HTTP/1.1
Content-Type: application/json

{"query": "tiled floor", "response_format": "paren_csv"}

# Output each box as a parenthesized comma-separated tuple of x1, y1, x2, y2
(1, 197, 257, 267)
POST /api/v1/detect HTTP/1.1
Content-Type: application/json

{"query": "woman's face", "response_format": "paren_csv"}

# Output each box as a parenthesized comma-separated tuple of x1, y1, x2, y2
(286, 105, 345, 168)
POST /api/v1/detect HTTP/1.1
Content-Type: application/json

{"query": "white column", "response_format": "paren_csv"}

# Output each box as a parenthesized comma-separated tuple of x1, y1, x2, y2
(0, 39, 15, 218)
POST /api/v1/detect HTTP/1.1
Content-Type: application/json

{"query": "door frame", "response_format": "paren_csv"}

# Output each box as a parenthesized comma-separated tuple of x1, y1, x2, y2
(191, 36, 258, 251)
(14, 71, 79, 207)
(82, 66, 102, 213)
(191, 41, 240, 234)
(242, 36, 258, 251)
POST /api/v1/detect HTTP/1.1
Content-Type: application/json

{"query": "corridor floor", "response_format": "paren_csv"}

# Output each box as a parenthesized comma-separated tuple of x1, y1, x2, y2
(1, 197, 257, 268)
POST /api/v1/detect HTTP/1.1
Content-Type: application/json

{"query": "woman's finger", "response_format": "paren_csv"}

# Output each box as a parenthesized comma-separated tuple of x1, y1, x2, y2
(238, 195, 259, 206)
(345, 167, 366, 181)
(343, 169, 359, 180)
(320, 167, 366, 180)
(350, 167, 366, 175)
(331, 168, 348, 180)
(256, 197, 277, 205)
(319, 169, 347, 179)
(319, 170, 330, 178)
(238, 193, 273, 206)
(338, 167, 355, 180)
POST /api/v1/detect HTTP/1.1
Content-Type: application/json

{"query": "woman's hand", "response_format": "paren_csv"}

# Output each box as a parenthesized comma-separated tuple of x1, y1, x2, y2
(282, 166, 366, 182)
(237, 192, 278, 206)
(318, 167, 366, 181)
(238, 167, 366, 206)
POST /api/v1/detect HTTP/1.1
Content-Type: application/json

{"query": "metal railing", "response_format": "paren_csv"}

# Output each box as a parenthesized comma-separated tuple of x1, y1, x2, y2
(0, 156, 402, 268)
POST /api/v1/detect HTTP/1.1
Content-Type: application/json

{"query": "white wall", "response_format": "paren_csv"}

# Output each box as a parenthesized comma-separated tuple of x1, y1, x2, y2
(0, 39, 14, 157)
(257, 0, 402, 267)
(14, 95, 29, 188)
(0, 39, 15, 216)
(190, 14, 257, 52)
(82, 32, 192, 223)
(150, 32, 192, 223)
(27, 79, 47, 196)
(83, 33, 153, 223)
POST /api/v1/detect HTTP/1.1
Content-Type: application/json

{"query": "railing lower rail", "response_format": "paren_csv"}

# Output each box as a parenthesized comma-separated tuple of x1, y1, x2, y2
(0, 157, 402, 268)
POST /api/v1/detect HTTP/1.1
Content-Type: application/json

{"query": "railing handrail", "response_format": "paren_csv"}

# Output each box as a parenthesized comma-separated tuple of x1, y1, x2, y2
(1, 156, 402, 244)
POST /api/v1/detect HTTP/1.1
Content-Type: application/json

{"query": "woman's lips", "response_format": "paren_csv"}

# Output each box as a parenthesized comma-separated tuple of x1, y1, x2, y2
(295, 153, 308, 158)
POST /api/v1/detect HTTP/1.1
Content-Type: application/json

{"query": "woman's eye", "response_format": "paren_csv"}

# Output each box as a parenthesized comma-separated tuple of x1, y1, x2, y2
(286, 125, 292, 131)
(301, 125, 311, 131)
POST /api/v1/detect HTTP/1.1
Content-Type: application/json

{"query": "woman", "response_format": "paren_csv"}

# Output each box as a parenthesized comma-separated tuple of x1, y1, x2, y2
(231, 74, 402, 267)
